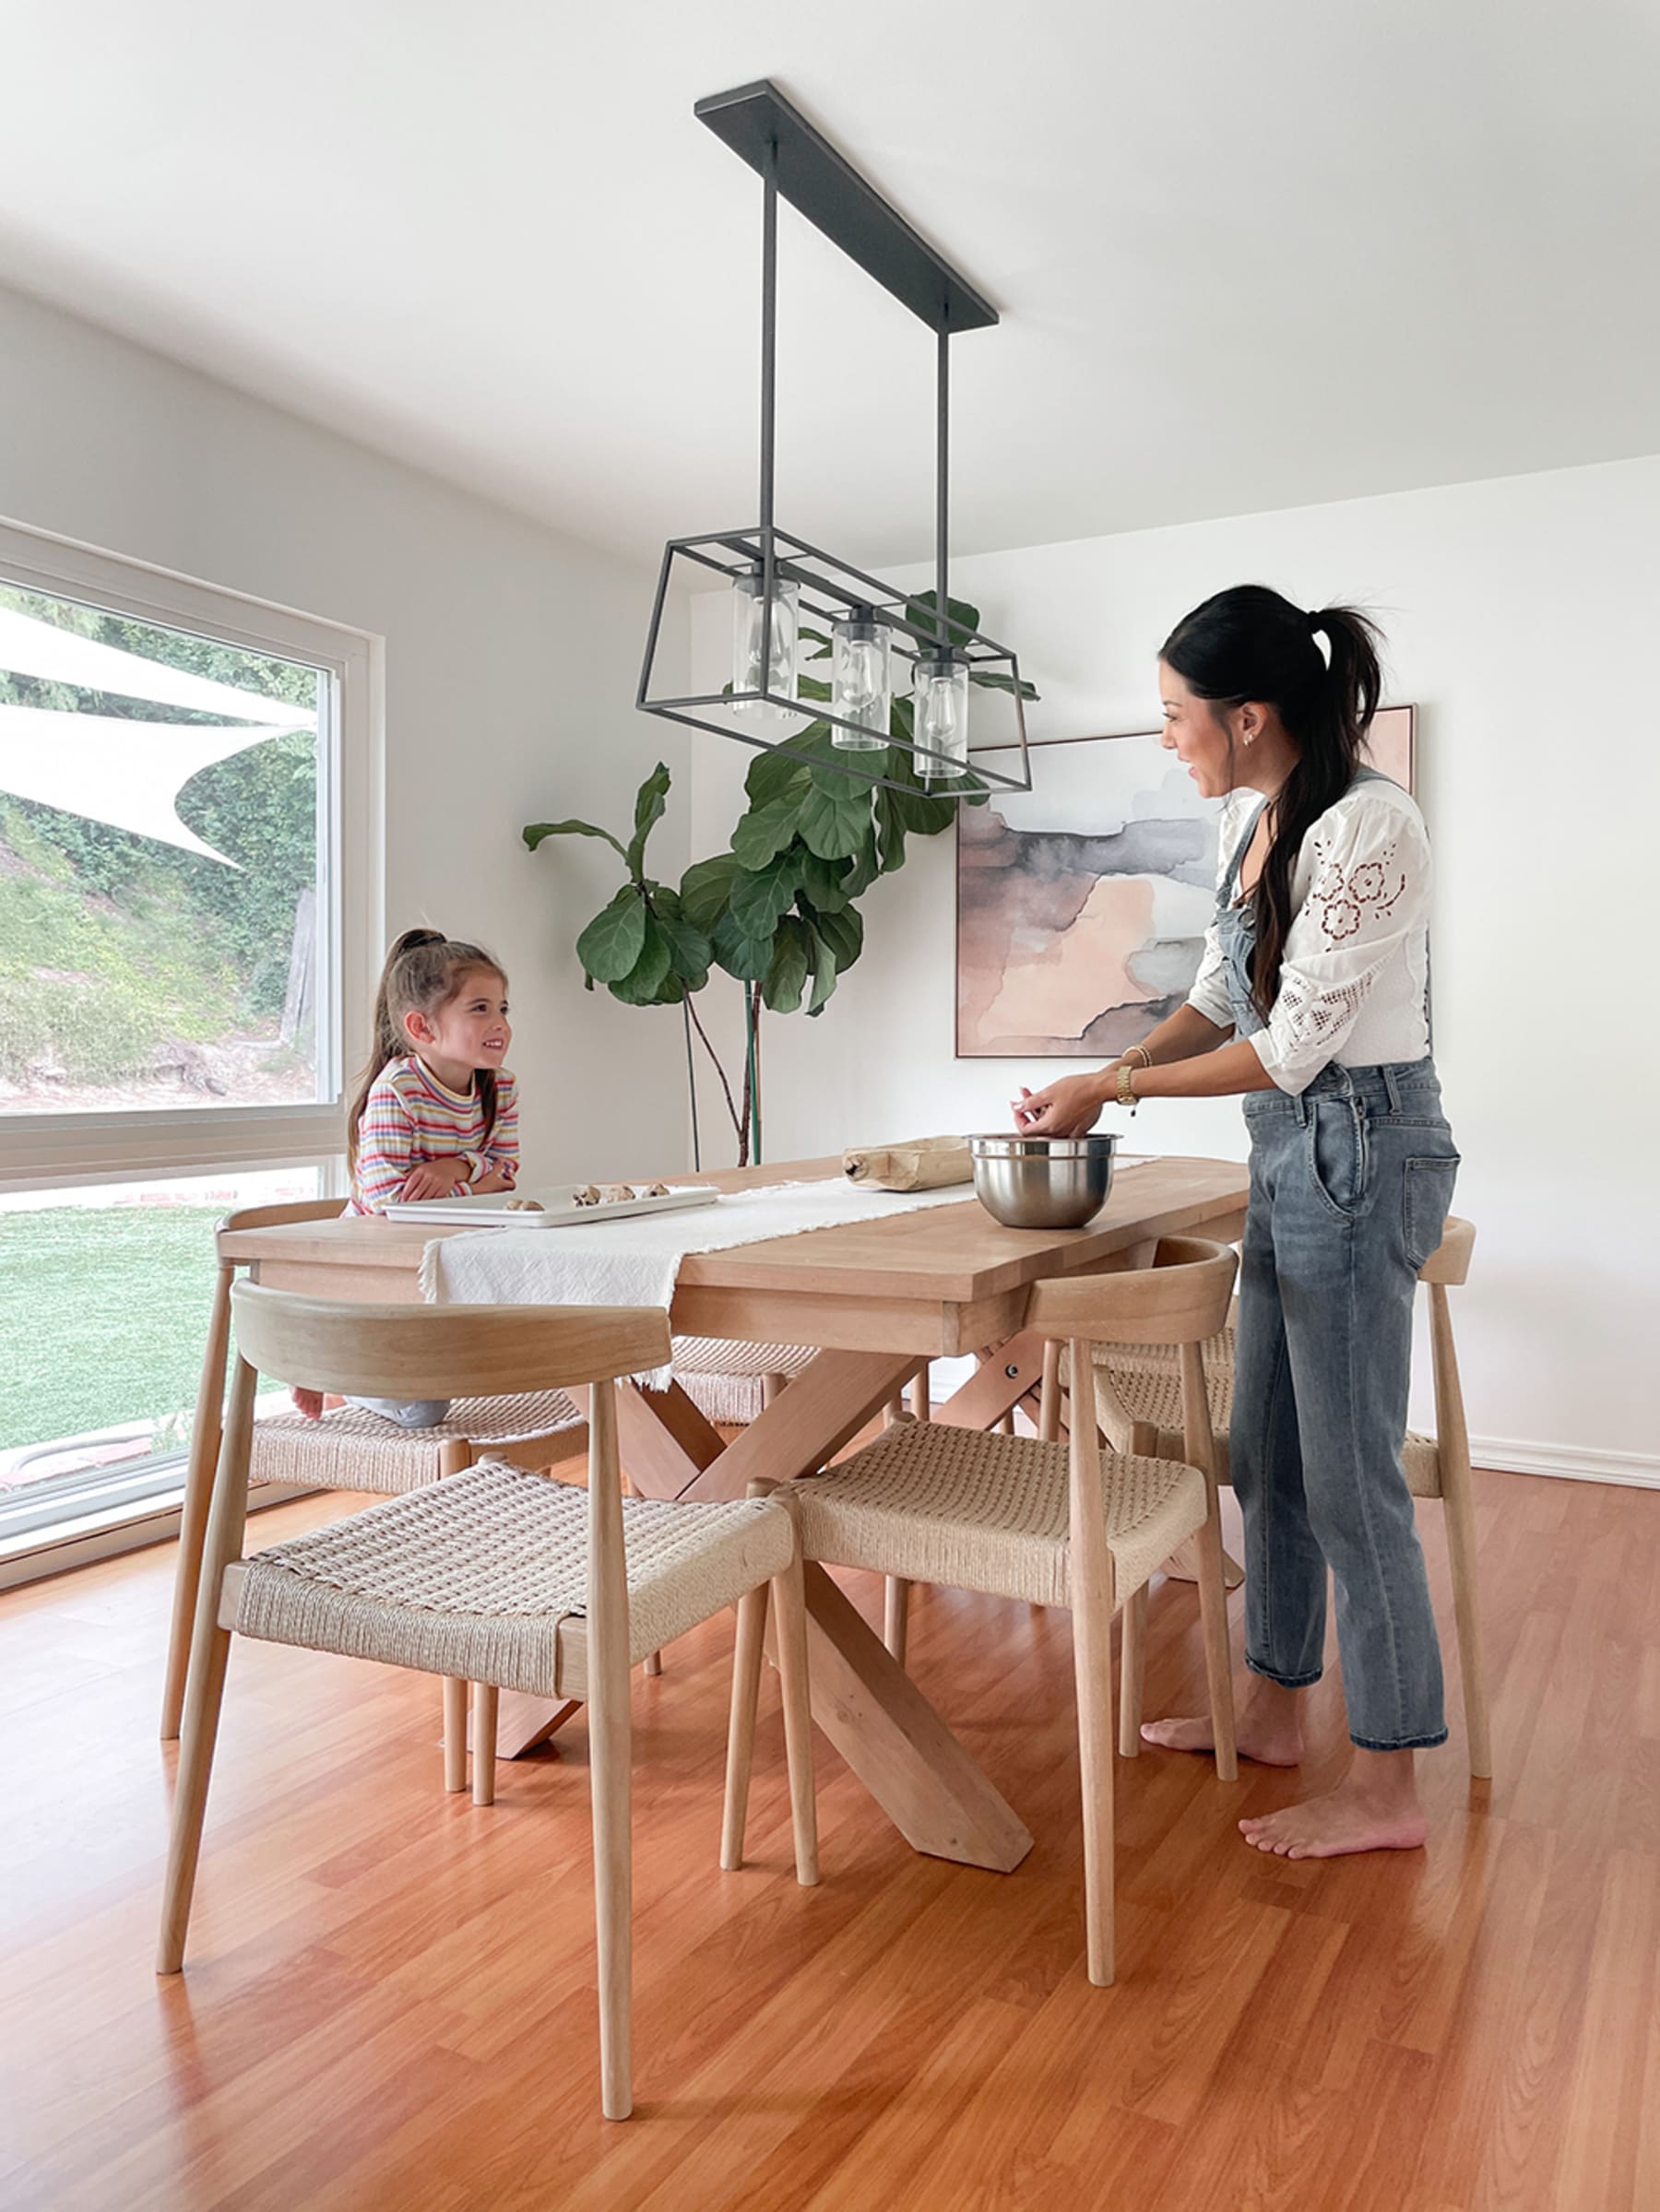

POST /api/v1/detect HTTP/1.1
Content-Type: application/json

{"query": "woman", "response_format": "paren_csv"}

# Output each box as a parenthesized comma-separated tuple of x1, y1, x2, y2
(1015, 584, 1459, 1861)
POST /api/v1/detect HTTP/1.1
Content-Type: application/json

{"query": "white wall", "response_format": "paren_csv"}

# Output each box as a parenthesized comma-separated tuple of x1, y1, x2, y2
(689, 455, 1660, 1478)
(0, 279, 693, 1186)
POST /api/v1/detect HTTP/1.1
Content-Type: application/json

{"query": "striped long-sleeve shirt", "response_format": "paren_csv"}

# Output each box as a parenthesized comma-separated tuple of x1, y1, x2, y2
(350, 1056, 519, 1213)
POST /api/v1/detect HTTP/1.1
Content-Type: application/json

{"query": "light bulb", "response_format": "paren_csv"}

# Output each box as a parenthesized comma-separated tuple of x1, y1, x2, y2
(830, 611, 890, 750)
(914, 654, 969, 781)
(731, 567, 799, 715)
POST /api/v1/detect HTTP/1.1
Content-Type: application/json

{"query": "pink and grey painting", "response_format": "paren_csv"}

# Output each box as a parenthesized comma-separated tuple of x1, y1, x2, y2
(955, 709, 1415, 1059)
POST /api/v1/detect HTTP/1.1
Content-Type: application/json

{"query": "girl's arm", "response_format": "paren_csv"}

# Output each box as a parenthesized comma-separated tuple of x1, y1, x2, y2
(355, 1087, 421, 1211)
(465, 1165, 516, 1195)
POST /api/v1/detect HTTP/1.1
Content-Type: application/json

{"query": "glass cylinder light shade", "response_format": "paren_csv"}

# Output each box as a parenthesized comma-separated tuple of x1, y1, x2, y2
(731, 567, 800, 712)
(830, 612, 890, 750)
(913, 652, 969, 780)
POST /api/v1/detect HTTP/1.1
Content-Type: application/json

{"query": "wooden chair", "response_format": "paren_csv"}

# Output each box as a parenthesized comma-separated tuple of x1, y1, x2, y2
(160, 1200, 587, 1774)
(1071, 1218, 1489, 1778)
(724, 1236, 1240, 1987)
(671, 1337, 817, 1425)
(157, 1284, 818, 2123)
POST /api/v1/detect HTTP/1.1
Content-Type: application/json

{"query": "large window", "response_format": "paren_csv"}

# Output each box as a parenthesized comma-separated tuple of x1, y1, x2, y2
(0, 515, 378, 1559)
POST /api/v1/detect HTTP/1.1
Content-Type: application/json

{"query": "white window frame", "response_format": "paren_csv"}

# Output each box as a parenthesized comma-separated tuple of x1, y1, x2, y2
(0, 512, 384, 1189)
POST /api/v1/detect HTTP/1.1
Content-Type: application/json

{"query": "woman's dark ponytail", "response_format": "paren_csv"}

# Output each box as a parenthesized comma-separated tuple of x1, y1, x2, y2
(1160, 586, 1384, 1019)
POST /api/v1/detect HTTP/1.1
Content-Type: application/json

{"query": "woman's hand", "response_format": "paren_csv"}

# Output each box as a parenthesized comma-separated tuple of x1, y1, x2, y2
(1011, 1071, 1110, 1137)
(400, 1157, 471, 1201)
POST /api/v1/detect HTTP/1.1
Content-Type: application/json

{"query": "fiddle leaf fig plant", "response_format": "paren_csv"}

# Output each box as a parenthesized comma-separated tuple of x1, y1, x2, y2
(524, 591, 1035, 1162)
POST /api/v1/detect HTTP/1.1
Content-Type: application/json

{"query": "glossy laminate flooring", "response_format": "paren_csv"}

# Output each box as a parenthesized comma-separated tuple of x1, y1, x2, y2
(1, 1465, 1656, 2210)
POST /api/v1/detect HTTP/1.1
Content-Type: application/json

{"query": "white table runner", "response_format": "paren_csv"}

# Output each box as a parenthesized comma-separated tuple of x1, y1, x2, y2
(420, 1177, 979, 1388)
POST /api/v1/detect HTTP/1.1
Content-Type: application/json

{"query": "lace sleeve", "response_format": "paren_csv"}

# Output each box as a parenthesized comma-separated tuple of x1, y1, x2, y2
(1251, 798, 1430, 1094)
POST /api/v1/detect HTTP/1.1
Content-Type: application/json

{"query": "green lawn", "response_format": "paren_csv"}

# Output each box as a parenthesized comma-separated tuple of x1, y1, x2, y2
(0, 1205, 222, 1461)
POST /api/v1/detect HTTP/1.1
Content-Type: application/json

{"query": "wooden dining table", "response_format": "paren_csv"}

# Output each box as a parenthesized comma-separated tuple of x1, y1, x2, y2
(217, 1151, 1248, 1874)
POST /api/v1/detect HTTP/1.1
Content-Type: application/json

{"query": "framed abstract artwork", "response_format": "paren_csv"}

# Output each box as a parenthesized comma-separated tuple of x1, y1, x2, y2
(954, 706, 1416, 1059)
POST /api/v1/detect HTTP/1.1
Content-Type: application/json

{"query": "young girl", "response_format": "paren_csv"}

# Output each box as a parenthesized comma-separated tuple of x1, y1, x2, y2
(294, 928, 519, 1425)
(1015, 585, 1458, 1863)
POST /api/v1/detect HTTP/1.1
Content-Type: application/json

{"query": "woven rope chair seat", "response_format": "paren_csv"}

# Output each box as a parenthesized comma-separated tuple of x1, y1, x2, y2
(670, 1338, 816, 1427)
(247, 1390, 583, 1494)
(794, 1420, 1206, 1610)
(231, 1457, 793, 1697)
(1073, 1331, 1443, 1498)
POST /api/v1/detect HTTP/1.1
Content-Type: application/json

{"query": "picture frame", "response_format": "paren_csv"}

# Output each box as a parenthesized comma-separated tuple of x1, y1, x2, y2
(954, 706, 1416, 1059)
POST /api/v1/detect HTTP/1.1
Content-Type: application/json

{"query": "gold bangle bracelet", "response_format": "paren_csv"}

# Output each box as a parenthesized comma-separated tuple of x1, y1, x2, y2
(1123, 1044, 1153, 1071)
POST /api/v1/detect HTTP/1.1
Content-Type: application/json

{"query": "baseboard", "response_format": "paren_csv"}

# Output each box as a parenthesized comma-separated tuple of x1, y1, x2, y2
(1471, 1437, 1660, 1491)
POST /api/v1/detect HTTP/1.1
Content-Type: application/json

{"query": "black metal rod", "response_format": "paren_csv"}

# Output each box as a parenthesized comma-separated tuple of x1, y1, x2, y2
(758, 137, 778, 704)
(935, 318, 950, 649)
(638, 699, 1031, 793)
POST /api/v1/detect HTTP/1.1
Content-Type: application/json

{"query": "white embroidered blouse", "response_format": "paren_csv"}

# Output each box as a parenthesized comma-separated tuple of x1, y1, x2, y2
(1186, 777, 1432, 1095)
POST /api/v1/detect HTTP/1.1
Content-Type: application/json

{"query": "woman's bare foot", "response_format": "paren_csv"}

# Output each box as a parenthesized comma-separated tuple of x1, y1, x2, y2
(1141, 1676, 1304, 1766)
(291, 1387, 325, 1420)
(1239, 1748, 1427, 1860)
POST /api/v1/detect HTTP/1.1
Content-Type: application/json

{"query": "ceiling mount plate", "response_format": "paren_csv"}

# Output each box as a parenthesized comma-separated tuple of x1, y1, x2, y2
(695, 79, 999, 335)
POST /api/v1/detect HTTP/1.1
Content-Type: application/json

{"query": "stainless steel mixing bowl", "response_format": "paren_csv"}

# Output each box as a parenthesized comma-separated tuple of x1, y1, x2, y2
(968, 1133, 1120, 1229)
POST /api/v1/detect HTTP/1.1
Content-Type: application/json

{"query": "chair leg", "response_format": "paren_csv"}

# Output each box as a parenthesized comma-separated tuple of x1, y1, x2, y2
(771, 1546, 820, 1887)
(1442, 1483, 1492, 1780)
(160, 1260, 233, 1740)
(471, 1683, 499, 1806)
(443, 1677, 469, 1792)
(883, 1577, 911, 1665)
(623, 1471, 665, 1678)
(1119, 1585, 1148, 1757)
(157, 1614, 234, 1973)
(1067, 1339, 1116, 1987)
(1193, 1512, 1239, 1783)
(720, 1581, 768, 1871)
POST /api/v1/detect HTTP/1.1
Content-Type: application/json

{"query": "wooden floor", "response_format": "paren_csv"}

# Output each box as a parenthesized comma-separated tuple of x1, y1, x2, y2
(2, 1465, 1657, 2210)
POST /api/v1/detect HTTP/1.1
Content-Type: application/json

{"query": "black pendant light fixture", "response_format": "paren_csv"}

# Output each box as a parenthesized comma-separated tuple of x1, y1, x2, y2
(636, 80, 1032, 798)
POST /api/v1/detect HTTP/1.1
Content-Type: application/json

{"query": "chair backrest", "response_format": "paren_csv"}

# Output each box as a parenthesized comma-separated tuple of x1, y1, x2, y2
(1420, 1215, 1475, 1287)
(228, 1281, 670, 1399)
(219, 1197, 345, 1236)
(1026, 1236, 1239, 1350)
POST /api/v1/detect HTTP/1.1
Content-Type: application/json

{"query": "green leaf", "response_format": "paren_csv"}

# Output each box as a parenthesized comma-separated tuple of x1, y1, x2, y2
(838, 832, 882, 899)
(904, 588, 982, 652)
(812, 903, 864, 973)
(762, 917, 811, 1013)
(805, 925, 839, 1015)
(797, 674, 833, 704)
(742, 744, 812, 810)
(523, 816, 627, 859)
(624, 762, 672, 875)
(679, 852, 741, 932)
(610, 915, 673, 1004)
(657, 909, 711, 991)
(730, 796, 799, 871)
(795, 847, 854, 913)
(799, 625, 834, 661)
(575, 887, 647, 982)
(728, 851, 800, 938)
(711, 907, 773, 983)
(967, 668, 1039, 701)
(798, 781, 874, 861)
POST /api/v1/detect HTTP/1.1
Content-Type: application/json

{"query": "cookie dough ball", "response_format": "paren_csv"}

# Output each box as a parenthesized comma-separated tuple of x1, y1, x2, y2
(570, 1184, 600, 1207)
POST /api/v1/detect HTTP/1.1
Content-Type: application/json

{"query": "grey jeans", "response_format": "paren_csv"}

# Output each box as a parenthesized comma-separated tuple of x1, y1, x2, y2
(345, 1396, 451, 1428)
(1233, 1060, 1459, 1749)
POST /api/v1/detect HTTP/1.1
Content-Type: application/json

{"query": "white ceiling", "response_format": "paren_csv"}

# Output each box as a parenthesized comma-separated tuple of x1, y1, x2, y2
(2, 1, 1656, 571)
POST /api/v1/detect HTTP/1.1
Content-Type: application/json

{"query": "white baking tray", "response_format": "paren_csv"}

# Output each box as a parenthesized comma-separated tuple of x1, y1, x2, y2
(384, 1184, 721, 1230)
